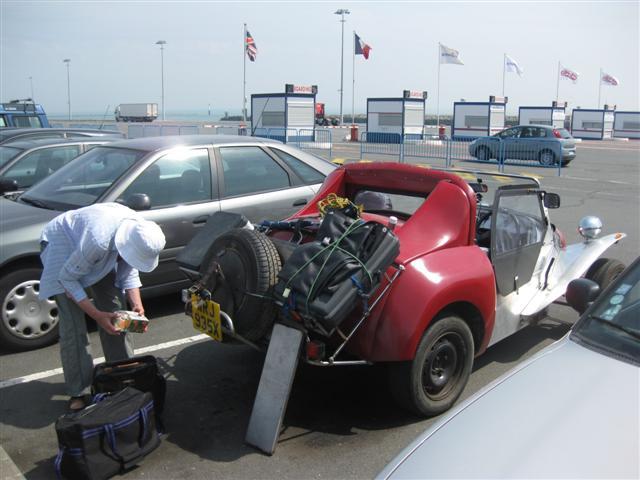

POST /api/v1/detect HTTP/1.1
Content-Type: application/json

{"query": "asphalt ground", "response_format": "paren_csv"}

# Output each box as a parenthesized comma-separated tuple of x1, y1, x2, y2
(0, 139, 638, 479)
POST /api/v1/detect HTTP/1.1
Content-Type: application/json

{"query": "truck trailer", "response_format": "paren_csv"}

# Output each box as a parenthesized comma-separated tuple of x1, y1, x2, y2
(114, 103, 158, 122)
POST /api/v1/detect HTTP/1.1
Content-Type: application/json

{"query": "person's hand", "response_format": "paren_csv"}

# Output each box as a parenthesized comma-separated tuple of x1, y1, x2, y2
(93, 311, 120, 335)
(131, 303, 145, 318)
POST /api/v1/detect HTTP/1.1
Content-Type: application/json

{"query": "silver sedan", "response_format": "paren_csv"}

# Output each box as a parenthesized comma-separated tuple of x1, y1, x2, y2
(0, 135, 335, 351)
(377, 256, 640, 479)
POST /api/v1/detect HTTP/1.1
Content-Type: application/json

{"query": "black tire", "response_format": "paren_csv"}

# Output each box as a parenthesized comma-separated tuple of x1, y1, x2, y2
(201, 229, 281, 342)
(0, 267, 60, 351)
(538, 149, 556, 166)
(388, 315, 474, 417)
(476, 146, 491, 161)
(585, 258, 626, 291)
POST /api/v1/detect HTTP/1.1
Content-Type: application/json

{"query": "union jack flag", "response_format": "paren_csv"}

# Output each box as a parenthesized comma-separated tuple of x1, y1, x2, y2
(245, 30, 257, 62)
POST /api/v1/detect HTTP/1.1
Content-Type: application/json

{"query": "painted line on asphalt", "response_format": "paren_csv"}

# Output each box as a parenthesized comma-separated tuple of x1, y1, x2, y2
(0, 334, 208, 390)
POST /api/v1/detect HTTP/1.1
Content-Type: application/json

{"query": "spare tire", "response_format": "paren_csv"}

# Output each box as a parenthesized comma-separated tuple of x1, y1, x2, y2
(200, 228, 281, 342)
(584, 258, 626, 291)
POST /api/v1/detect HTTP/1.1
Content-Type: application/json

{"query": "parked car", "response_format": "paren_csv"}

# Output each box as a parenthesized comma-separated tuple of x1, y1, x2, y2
(182, 162, 625, 419)
(0, 135, 335, 351)
(0, 137, 117, 193)
(0, 127, 124, 145)
(376, 255, 640, 479)
(468, 125, 577, 166)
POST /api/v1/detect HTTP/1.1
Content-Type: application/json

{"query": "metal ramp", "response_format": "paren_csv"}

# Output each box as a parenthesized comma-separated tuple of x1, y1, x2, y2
(245, 323, 303, 455)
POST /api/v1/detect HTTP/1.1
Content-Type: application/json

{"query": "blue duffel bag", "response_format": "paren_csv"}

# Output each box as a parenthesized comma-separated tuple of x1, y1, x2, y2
(54, 387, 160, 480)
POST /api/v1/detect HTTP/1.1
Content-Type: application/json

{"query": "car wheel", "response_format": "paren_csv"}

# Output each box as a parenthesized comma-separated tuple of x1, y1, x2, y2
(538, 149, 556, 166)
(201, 228, 281, 342)
(0, 268, 60, 351)
(389, 315, 474, 417)
(585, 258, 626, 290)
(476, 147, 491, 161)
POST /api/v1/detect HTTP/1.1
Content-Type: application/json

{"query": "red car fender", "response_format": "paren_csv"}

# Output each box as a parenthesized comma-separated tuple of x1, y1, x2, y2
(351, 246, 496, 362)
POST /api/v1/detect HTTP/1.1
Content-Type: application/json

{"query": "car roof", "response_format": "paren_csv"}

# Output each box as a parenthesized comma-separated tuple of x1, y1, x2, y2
(2, 137, 116, 149)
(104, 134, 284, 152)
(0, 127, 121, 142)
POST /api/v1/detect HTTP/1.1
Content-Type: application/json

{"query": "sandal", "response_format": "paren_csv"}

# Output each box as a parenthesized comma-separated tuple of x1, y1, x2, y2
(68, 395, 89, 412)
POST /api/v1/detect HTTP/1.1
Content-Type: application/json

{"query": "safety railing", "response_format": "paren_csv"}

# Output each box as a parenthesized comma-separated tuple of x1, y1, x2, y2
(249, 128, 333, 159)
(127, 124, 200, 138)
(358, 134, 566, 175)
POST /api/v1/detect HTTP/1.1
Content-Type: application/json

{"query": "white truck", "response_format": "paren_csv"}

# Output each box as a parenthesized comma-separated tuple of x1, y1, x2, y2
(114, 103, 158, 122)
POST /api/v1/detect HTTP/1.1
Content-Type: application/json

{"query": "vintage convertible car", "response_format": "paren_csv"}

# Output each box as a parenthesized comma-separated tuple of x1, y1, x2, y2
(179, 162, 625, 418)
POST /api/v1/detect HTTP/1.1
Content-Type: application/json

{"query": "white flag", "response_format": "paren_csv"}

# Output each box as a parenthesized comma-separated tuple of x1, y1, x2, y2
(559, 65, 579, 84)
(439, 43, 464, 65)
(505, 54, 524, 76)
(601, 71, 619, 86)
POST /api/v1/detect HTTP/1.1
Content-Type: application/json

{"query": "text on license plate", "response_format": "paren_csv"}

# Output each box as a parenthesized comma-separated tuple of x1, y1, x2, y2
(191, 295, 222, 341)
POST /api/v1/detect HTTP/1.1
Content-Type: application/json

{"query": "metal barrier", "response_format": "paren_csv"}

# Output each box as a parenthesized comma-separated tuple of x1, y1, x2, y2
(297, 129, 332, 159)
(360, 132, 402, 160)
(127, 124, 200, 138)
(215, 125, 248, 136)
(358, 134, 566, 175)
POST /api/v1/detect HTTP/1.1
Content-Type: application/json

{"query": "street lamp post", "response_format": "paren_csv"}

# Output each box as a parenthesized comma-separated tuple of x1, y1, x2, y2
(63, 59, 71, 120)
(334, 9, 350, 125)
(28, 76, 34, 102)
(156, 40, 167, 121)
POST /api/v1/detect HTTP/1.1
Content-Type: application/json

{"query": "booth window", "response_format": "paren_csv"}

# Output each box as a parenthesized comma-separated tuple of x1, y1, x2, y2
(378, 113, 402, 127)
(465, 116, 488, 128)
(582, 121, 603, 129)
(623, 120, 640, 129)
(404, 108, 424, 127)
(261, 111, 285, 127)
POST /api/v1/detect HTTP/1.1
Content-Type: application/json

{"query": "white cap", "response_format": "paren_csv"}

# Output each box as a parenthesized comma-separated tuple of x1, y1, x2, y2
(114, 219, 166, 272)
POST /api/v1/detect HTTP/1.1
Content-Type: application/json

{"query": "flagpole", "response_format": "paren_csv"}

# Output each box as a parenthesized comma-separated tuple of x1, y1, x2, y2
(352, 31, 355, 126)
(436, 42, 441, 128)
(598, 68, 602, 109)
(556, 61, 561, 103)
(243, 23, 247, 123)
(502, 53, 506, 97)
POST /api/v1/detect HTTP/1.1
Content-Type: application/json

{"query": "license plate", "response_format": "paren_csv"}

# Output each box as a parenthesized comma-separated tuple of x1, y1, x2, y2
(191, 294, 222, 341)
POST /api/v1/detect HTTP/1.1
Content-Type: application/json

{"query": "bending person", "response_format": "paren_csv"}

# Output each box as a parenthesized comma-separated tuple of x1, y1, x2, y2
(39, 203, 166, 412)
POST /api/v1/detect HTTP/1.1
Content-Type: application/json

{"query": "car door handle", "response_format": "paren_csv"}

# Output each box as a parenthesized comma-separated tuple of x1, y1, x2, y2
(193, 215, 210, 224)
(292, 198, 308, 207)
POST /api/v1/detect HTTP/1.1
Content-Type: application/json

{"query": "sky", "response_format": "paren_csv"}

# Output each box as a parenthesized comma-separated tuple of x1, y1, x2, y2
(1, 0, 638, 118)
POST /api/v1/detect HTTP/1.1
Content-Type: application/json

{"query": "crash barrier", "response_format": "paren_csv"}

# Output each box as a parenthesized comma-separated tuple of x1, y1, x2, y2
(360, 134, 565, 175)
(127, 124, 200, 138)
(359, 132, 403, 159)
(250, 128, 332, 159)
(213, 125, 248, 136)
(50, 122, 121, 131)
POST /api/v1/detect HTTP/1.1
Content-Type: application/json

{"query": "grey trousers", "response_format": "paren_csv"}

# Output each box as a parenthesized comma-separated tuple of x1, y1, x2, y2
(55, 272, 134, 397)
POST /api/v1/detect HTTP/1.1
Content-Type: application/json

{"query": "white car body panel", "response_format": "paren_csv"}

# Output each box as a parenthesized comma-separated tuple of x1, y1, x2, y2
(377, 337, 640, 479)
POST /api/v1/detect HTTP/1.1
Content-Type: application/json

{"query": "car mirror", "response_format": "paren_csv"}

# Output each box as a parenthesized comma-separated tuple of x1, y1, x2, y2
(566, 278, 600, 314)
(125, 193, 151, 211)
(544, 192, 560, 209)
(0, 178, 19, 195)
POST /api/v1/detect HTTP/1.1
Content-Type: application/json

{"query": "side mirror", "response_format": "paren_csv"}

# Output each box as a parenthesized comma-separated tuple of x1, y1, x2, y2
(566, 278, 600, 315)
(543, 192, 560, 209)
(125, 193, 151, 211)
(0, 178, 19, 195)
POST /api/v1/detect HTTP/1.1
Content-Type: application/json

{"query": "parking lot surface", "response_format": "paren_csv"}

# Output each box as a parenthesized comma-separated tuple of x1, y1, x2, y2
(0, 140, 638, 479)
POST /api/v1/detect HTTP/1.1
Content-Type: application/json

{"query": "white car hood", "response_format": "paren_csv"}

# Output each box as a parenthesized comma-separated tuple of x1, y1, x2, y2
(380, 338, 639, 479)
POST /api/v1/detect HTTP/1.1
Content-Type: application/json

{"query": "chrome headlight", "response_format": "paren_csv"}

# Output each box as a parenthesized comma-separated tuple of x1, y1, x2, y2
(578, 216, 602, 240)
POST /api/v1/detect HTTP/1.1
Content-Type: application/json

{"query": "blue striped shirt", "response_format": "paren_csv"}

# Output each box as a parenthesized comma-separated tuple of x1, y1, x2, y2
(39, 203, 143, 302)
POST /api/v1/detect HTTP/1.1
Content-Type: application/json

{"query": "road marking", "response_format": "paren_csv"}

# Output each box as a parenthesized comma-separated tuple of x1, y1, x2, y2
(0, 334, 208, 390)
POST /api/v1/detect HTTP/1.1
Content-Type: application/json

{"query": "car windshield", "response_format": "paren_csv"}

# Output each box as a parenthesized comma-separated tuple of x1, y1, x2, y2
(556, 128, 572, 139)
(571, 261, 640, 365)
(0, 145, 24, 168)
(20, 146, 145, 210)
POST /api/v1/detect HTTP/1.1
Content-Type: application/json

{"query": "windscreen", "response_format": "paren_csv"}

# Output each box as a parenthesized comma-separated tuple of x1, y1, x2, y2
(21, 146, 145, 210)
(556, 128, 572, 139)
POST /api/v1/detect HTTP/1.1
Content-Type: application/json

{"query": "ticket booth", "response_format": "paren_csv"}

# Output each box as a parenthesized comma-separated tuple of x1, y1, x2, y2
(251, 84, 316, 142)
(519, 101, 567, 128)
(613, 111, 640, 139)
(451, 96, 507, 140)
(571, 105, 616, 140)
(366, 90, 427, 143)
